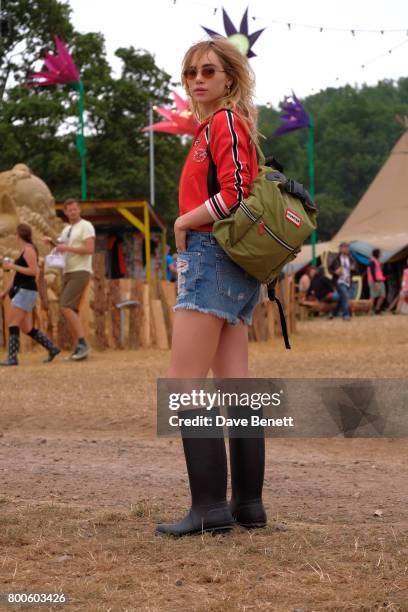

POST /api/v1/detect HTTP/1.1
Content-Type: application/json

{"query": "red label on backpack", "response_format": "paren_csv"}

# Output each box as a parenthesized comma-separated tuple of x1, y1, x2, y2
(285, 208, 302, 228)
(258, 222, 265, 235)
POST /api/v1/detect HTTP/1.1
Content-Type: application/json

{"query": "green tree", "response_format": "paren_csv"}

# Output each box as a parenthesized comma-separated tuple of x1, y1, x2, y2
(258, 78, 408, 240)
(0, 0, 187, 228)
(86, 46, 188, 227)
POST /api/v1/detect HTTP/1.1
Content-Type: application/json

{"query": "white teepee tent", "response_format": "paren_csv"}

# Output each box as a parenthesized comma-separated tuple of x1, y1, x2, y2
(294, 126, 408, 269)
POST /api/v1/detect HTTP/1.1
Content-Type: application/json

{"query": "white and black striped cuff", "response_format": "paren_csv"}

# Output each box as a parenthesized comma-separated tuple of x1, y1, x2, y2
(204, 193, 231, 221)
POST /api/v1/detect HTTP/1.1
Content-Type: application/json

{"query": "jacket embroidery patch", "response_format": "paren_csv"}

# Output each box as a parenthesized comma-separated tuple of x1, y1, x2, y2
(192, 147, 208, 162)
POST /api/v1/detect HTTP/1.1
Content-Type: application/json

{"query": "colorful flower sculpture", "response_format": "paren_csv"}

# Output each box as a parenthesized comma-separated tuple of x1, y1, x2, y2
(143, 91, 198, 136)
(202, 7, 264, 58)
(274, 93, 310, 136)
(31, 36, 87, 200)
(274, 92, 316, 262)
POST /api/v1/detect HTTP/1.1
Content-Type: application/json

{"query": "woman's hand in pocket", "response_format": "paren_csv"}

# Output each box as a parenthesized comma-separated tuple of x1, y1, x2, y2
(174, 217, 188, 253)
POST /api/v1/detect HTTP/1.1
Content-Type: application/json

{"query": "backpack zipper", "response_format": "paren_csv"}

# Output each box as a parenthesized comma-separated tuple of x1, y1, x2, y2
(240, 202, 296, 252)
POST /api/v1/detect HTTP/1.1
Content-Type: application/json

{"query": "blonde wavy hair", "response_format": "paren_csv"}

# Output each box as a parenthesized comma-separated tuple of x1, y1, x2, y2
(181, 38, 258, 132)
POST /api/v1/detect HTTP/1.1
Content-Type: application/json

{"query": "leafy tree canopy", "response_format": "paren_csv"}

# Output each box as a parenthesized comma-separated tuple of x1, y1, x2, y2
(1, 1, 407, 241)
(258, 78, 408, 240)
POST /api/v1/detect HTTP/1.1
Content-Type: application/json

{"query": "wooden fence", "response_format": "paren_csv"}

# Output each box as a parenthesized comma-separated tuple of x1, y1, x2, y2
(1, 254, 297, 351)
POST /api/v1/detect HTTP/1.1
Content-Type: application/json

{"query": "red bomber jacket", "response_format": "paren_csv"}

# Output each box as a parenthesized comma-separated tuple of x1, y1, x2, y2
(178, 109, 258, 232)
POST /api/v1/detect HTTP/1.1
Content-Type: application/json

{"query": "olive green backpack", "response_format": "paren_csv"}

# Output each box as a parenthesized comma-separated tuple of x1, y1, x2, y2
(207, 110, 318, 348)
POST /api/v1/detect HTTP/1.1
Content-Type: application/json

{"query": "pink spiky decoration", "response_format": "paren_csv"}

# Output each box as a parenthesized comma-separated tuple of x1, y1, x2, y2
(143, 92, 198, 136)
(30, 36, 80, 86)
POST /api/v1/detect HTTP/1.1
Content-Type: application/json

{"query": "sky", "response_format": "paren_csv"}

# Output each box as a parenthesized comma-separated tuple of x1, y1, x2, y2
(68, 0, 408, 107)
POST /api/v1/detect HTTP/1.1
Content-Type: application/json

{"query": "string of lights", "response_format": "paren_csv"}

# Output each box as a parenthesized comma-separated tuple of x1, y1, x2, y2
(171, 0, 408, 81)
(172, 0, 408, 36)
(359, 37, 408, 69)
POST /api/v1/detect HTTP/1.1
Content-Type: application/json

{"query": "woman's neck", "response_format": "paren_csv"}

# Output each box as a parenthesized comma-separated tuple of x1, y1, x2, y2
(199, 100, 230, 122)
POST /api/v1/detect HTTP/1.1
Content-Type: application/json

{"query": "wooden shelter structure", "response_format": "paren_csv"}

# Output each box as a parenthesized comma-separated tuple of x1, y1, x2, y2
(55, 199, 167, 282)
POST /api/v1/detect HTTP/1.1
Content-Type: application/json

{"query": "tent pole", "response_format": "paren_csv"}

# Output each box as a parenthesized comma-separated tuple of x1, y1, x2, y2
(308, 115, 316, 265)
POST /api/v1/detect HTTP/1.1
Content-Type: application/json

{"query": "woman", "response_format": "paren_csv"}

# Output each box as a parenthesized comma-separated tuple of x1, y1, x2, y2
(0, 223, 60, 366)
(156, 39, 266, 536)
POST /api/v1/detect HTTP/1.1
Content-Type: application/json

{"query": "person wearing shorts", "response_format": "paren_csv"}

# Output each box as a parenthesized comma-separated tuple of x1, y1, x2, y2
(156, 39, 266, 537)
(0, 223, 60, 366)
(45, 199, 95, 360)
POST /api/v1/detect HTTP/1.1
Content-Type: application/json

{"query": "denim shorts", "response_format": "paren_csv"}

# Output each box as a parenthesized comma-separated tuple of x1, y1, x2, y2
(369, 281, 386, 299)
(11, 288, 38, 312)
(174, 231, 261, 326)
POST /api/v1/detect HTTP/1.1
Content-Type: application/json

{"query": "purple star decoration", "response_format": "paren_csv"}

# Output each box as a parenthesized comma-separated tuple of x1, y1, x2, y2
(274, 93, 310, 136)
(202, 7, 264, 58)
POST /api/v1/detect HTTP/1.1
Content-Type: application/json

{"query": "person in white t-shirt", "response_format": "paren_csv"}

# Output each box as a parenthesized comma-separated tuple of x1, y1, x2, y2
(44, 199, 95, 360)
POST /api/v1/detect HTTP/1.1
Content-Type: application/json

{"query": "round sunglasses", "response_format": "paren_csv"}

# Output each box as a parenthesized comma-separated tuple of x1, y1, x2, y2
(183, 66, 226, 80)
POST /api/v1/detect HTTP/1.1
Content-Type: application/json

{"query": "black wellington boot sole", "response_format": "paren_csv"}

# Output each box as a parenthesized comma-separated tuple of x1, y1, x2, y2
(44, 348, 61, 363)
(232, 502, 267, 529)
(156, 523, 233, 537)
(156, 503, 234, 537)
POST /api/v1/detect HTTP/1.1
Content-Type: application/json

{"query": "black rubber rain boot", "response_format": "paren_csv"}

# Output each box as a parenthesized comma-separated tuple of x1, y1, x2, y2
(0, 326, 20, 366)
(156, 412, 233, 537)
(228, 406, 267, 529)
(27, 328, 61, 362)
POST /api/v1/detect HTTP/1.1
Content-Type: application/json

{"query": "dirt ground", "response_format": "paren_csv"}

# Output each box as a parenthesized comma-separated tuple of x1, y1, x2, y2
(0, 315, 407, 611)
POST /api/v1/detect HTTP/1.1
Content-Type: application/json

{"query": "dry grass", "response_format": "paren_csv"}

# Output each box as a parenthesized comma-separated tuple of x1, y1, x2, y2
(0, 315, 407, 611)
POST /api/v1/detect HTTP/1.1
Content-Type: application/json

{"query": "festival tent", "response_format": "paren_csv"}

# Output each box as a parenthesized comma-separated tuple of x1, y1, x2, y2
(333, 127, 408, 258)
(293, 126, 408, 270)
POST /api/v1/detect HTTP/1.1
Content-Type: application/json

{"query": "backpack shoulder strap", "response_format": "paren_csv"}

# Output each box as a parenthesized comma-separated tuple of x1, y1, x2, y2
(207, 108, 266, 166)
(205, 119, 220, 199)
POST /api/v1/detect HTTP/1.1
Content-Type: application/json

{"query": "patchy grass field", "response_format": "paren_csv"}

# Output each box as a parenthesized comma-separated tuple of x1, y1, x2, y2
(0, 315, 407, 611)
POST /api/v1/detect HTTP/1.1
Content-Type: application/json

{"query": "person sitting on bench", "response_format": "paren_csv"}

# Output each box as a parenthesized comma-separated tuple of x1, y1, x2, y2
(307, 266, 339, 304)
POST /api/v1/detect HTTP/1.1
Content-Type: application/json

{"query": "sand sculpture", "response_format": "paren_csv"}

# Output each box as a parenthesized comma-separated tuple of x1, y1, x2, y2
(0, 163, 64, 300)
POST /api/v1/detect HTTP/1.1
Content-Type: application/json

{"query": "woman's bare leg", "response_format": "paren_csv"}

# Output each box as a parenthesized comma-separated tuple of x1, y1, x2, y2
(211, 321, 249, 378)
(168, 310, 226, 378)
(20, 311, 33, 334)
(8, 306, 27, 328)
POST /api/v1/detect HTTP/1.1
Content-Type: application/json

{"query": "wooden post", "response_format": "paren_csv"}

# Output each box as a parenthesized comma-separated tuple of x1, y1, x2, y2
(283, 273, 291, 334)
(140, 283, 151, 348)
(289, 275, 296, 333)
(266, 301, 275, 340)
(93, 252, 109, 350)
(2, 270, 12, 346)
(0, 297, 4, 347)
(37, 264, 54, 341)
(128, 279, 143, 349)
(119, 278, 131, 301)
(109, 279, 122, 349)
(79, 280, 91, 342)
(57, 311, 72, 350)
(151, 299, 169, 349)
(161, 281, 176, 324)
(251, 303, 262, 342)
(273, 279, 283, 338)
(158, 280, 176, 346)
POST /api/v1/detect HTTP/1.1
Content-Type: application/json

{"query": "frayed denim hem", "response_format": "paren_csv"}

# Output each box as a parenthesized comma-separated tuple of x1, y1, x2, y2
(173, 303, 250, 326)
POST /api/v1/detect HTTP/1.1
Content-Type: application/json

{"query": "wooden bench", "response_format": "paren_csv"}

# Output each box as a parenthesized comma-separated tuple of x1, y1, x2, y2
(299, 299, 372, 315)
